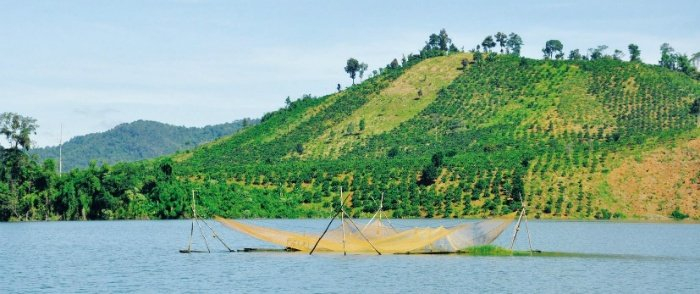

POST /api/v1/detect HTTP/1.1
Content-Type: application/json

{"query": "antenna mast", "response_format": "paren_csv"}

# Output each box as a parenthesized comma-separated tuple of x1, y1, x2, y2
(59, 124, 63, 177)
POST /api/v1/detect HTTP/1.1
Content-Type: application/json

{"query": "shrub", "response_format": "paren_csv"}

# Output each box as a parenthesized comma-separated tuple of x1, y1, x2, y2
(670, 208, 689, 220)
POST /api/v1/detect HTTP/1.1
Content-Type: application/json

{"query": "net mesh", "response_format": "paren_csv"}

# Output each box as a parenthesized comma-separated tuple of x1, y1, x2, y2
(216, 216, 511, 253)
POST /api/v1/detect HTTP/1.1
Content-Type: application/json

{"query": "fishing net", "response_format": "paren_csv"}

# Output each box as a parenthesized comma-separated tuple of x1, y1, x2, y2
(216, 216, 511, 254)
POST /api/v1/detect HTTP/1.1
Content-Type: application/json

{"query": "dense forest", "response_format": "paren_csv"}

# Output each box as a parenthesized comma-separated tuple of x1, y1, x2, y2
(1, 30, 698, 222)
(31, 119, 256, 171)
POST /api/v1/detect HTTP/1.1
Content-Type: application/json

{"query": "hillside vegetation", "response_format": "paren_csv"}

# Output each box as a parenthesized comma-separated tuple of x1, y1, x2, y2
(2, 31, 698, 221)
(31, 119, 255, 170)
(171, 52, 698, 220)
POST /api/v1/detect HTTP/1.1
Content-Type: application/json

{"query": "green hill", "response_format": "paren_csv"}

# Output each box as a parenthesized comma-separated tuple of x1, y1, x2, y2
(2, 33, 699, 222)
(169, 54, 698, 221)
(31, 119, 256, 171)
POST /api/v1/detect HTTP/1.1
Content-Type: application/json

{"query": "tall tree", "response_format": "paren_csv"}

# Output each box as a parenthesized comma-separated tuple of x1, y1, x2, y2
(691, 52, 700, 68)
(424, 33, 440, 52)
(505, 33, 523, 55)
(358, 62, 369, 80)
(389, 58, 400, 69)
(494, 32, 507, 53)
(659, 43, 677, 70)
(481, 36, 496, 53)
(628, 44, 641, 62)
(568, 49, 582, 60)
(438, 29, 451, 51)
(345, 58, 361, 84)
(613, 49, 625, 61)
(676, 54, 696, 76)
(0, 112, 37, 151)
(0, 112, 38, 219)
(542, 40, 563, 59)
(589, 45, 608, 60)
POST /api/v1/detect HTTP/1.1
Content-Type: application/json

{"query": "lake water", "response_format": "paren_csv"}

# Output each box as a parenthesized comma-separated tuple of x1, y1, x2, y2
(2, 219, 699, 293)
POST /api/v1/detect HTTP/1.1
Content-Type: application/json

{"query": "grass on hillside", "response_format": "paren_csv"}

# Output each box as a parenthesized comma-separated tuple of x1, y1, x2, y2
(305, 53, 471, 158)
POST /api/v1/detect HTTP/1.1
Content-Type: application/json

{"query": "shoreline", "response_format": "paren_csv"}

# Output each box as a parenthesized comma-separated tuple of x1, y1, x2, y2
(2, 216, 699, 224)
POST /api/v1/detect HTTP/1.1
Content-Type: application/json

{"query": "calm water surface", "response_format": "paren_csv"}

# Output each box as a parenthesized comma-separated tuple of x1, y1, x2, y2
(2, 219, 699, 293)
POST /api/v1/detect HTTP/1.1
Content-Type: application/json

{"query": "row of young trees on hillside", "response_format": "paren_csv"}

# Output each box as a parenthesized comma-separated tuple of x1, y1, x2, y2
(3, 29, 699, 221)
(478, 32, 524, 55)
(345, 30, 699, 89)
(538, 39, 699, 79)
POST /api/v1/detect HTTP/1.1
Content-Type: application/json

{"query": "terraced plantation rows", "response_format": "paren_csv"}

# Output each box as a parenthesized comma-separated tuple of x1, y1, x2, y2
(3, 39, 697, 221)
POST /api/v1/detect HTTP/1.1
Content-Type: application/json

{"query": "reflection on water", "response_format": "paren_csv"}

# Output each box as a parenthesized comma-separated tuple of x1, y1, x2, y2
(2, 220, 699, 293)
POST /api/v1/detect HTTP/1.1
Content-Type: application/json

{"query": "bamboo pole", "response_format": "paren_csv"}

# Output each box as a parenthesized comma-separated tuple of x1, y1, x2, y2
(195, 219, 211, 253)
(340, 186, 346, 256)
(509, 207, 525, 250)
(201, 219, 234, 252)
(187, 220, 194, 252)
(524, 211, 534, 254)
(309, 210, 340, 255)
(309, 191, 350, 255)
(343, 211, 382, 255)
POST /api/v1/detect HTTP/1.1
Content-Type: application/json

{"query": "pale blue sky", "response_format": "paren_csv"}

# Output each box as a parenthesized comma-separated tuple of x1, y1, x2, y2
(1, 0, 698, 147)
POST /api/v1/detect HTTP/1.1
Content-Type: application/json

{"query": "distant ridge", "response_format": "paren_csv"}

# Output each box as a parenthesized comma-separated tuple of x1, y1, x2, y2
(31, 119, 257, 170)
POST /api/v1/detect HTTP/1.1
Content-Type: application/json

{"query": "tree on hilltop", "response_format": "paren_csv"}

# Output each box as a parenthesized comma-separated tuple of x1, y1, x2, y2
(389, 58, 400, 69)
(422, 29, 458, 55)
(345, 58, 361, 84)
(589, 45, 608, 60)
(438, 29, 451, 51)
(542, 40, 563, 59)
(495, 32, 507, 53)
(481, 36, 496, 53)
(691, 52, 700, 68)
(613, 49, 625, 61)
(628, 44, 641, 62)
(505, 33, 523, 56)
(358, 62, 368, 80)
(568, 49, 582, 60)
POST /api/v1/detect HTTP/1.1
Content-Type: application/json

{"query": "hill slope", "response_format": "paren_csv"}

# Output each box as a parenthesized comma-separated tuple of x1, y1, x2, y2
(31, 119, 256, 170)
(172, 55, 698, 220)
(7, 49, 698, 222)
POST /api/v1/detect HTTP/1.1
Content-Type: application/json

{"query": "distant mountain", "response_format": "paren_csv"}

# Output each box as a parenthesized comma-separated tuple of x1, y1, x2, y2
(31, 119, 257, 170)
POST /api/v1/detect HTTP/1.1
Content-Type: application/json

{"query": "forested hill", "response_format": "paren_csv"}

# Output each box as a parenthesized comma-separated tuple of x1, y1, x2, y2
(168, 49, 698, 221)
(3, 31, 699, 222)
(31, 119, 256, 170)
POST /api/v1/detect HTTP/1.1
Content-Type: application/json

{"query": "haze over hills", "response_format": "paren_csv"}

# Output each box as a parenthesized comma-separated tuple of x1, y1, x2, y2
(30, 119, 257, 171)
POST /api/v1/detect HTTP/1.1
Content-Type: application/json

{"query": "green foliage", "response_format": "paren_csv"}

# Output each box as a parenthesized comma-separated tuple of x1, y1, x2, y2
(506, 33, 523, 56)
(568, 49, 582, 61)
(628, 44, 641, 62)
(422, 28, 457, 53)
(691, 98, 700, 114)
(595, 208, 612, 220)
(589, 45, 608, 60)
(387, 146, 399, 158)
(345, 58, 361, 84)
(494, 32, 507, 53)
(459, 245, 513, 256)
(659, 43, 677, 70)
(543, 40, 564, 59)
(3, 34, 698, 221)
(670, 208, 689, 220)
(481, 36, 496, 52)
(31, 120, 252, 170)
(1, 112, 38, 151)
